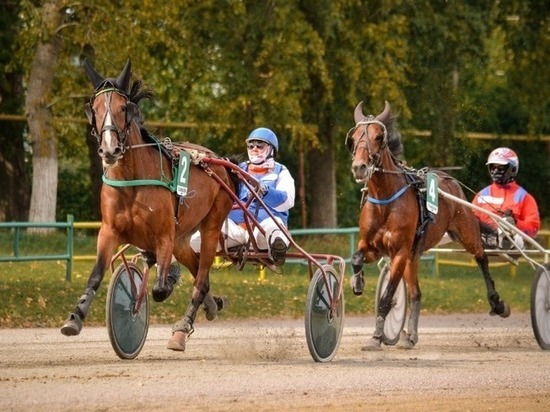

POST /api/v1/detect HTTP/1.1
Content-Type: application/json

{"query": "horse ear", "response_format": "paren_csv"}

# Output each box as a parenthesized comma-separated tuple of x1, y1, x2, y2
(84, 102, 94, 125)
(375, 101, 391, 125)
(354, 101, 365, 123)
(83, 59, 105, 89)
(116, 59, 132, 92)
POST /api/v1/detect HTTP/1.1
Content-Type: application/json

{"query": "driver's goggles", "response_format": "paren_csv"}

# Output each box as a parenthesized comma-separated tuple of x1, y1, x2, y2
(247, 141, 267, 150)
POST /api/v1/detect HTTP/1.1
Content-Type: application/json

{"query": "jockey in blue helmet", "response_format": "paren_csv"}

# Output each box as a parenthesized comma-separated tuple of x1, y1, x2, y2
(190, 127, 295, 266)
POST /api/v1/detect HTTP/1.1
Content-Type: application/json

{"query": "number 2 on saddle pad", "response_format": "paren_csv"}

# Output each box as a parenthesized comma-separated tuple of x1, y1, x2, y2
(176, 151, 190, 196)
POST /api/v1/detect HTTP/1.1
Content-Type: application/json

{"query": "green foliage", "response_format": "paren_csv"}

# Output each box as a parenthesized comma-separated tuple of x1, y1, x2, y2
(4, 0, 549, 225)
(56, 159, 95, 221)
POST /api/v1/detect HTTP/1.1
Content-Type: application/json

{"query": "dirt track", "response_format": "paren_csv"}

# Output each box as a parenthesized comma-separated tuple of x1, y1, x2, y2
(1, 313, 549, 411)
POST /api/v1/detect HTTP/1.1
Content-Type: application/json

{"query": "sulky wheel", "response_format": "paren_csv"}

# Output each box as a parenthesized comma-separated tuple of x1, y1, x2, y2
(106, 262, 150, 359)
(305, 265, 345, 362)
(530, 263, 550, 350)
(375, 262, 407, 345)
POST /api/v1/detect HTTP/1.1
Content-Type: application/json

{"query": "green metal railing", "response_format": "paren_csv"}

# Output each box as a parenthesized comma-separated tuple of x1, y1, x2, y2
(2, 215, 548, 282)
(0, 215, 74, 281)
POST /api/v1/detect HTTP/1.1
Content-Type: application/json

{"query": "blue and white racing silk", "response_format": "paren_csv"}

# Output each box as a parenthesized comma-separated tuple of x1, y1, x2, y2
(229, 161, 295, 226)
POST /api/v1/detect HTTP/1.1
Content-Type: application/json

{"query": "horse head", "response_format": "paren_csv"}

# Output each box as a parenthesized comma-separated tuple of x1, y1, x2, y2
(345, 101, 392, 183)
(83, 59, 139, 168)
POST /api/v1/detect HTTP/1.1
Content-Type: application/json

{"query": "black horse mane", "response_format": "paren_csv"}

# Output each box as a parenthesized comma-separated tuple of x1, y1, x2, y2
(128, 78, 155, 127)
(128, 78, 155, 106)
(384, 112, 404, 159)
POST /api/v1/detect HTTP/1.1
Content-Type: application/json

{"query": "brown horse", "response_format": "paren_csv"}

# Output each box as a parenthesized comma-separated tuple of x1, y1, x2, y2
(346, 101, 510, 349)
(61, 60, 238, 350)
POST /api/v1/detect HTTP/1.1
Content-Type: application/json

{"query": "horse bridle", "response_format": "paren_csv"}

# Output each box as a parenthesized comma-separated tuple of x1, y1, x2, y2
(85, 87, 137, 154)
(345, 116, 388, 167)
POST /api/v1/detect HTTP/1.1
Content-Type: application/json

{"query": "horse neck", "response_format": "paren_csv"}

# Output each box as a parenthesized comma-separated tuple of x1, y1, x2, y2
(106, 123, 170, 181)
(367, 150, 407, 198)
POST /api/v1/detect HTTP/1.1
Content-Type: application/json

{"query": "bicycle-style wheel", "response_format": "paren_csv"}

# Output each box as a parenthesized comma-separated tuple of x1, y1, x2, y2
(305, 265, 344, 362)
(375, 263, 407, 345)
(106, 262, 150, 359)
(530, 264, 550, 350)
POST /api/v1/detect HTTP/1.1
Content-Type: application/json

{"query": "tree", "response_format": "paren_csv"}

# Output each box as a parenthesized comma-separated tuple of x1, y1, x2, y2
(5, 0, 547, 228)
(404, 1, 491, 167)
(24, 0, 65, 225)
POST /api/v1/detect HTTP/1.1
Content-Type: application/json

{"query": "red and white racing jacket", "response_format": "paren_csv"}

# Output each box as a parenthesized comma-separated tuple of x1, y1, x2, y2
(472, 181, 540, 237)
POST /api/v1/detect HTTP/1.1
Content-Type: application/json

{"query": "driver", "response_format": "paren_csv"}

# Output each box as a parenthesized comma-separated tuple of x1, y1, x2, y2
(190, 127, 295, 266)
(472, 147, 540, 249)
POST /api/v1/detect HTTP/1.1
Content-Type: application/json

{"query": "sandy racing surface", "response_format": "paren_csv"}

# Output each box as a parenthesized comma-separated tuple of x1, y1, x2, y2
(1, 313, 549, 411)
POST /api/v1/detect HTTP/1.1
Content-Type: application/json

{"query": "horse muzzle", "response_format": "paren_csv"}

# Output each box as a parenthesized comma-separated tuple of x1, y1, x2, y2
(351, 160, 376, 183)
(98, 147, 123, 168)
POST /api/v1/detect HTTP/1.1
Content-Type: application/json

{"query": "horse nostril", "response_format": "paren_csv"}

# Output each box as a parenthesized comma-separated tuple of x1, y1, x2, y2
(112, 146, 122, 157)
(352, 162, 366, 174)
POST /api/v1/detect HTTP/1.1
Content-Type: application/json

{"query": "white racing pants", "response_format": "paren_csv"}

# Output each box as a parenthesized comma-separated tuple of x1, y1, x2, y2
(189, 217, 290, 253)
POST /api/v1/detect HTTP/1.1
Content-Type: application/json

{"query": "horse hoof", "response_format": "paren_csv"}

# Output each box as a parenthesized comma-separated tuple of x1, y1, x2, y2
(397, 330, 416, 349)
(489, 301, 511, 318)
(361, 337, 382, 351)
(152, 264, 181, 303)
(214, 296, 226, 311)
(203, 295, 227, 321)
(203, 294, 218, 321)
(500, 302, 511, 318)
(60, 313, 82, 336)
(152, 286, 170, 302)
(167, 331, 187, 351)
(152, 281, 174, 302)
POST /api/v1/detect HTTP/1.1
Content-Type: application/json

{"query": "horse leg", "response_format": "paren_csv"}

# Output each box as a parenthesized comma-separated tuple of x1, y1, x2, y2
(177, 242, 224, 321)
(60, 229, 116, 336)
(475, 255, 510, 317)
(167, 227, 221, 352)
(362, 280, 398, 350)
(398, 259, 421, 349)
(350, 250, 366, 295)
(151, 236, 180, 303)
(363, 256, 407, 350)
(454, 221, 510, 318)
(151, 258, 181, 303)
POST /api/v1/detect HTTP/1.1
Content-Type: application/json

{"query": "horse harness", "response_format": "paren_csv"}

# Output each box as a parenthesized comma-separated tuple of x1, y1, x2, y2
(360, 165, 435, 256)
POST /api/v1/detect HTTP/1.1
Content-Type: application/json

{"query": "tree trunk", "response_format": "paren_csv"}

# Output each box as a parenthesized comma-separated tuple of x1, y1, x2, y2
(307, 143, 337, 228)
(25, 0, 62, 227)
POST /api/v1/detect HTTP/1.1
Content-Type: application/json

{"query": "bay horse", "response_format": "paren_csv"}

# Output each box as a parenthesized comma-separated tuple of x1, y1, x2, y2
(61, 59, 238, 351)
(346, 101, 510, 349)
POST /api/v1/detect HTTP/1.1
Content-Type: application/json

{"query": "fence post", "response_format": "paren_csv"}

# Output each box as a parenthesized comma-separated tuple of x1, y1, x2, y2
(65, 214, 74, 282)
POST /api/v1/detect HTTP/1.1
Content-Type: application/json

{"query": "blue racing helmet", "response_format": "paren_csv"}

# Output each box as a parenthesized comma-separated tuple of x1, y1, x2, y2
(246, 127, 279, 157)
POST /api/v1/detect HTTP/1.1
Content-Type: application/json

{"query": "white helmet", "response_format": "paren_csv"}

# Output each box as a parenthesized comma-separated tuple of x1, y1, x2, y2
(486, 147, 519, 184)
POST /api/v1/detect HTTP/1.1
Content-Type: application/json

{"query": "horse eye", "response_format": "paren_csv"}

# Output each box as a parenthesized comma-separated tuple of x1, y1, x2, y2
(345, 139, 354, 153)
(375, 133, 383, 141)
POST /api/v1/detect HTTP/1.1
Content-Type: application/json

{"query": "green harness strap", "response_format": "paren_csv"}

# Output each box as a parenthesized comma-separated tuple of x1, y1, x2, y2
(101, 135, 186, 193)
(102, 174, 176, 191)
